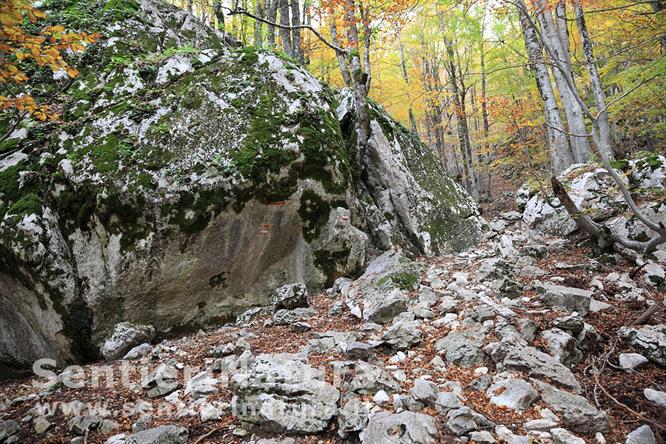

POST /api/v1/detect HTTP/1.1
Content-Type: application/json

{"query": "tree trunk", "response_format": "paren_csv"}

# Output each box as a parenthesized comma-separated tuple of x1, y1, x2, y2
(479, 30, 492, 198)
(254, 1, 264, 47)
(266, 0, 277, 48)
(574, 0, 616, 159)
(213, 1, 225, 34)
(330, 19, 351, 86)
(359, 1, 372, 93)
(290, 0, 302, 63)
(186, 0, 193, 14)
(398, 35, 416, 133)
(518, 1, 574, 172)
(279, 0, 293, 55)
(535, 2, 592, 163)
(446, 39, 477, 198)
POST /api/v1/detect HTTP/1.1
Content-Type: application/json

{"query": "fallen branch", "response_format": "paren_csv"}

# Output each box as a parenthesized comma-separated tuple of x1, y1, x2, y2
(630, 303, 660, 326)
(193, 425, 227, 444)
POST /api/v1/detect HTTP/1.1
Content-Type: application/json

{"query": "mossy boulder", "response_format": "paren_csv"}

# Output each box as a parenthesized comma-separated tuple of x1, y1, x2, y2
(0, 0, 479, 369)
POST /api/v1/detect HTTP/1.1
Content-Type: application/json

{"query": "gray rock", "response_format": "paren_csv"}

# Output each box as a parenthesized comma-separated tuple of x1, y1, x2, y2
(435, 325, 486, 367)
(338, 398, 369, 438)
(272, 283, 308, 310)
(345, 342, 375, 361)
(538, 284, 592, 315)
(491, 335, 582, 393)
(550, 428, 585, 444)
(364, 288, 409, 324)
(643, 388, 666, 407)
(517, 318, 538, 342)
(184, 371, 218, 398)
(487, 378, 538, 411)
(122, 343, 152, 360)
(542, 328, 583, 367)
(620, 324, 666, 366)
(230, 353, 339, 434)
(553, 313, 585, 335)
(100, 420, 120, 434)
(125, 425, 188, 444)
(333, 361, 401, 395)
(68, 415, 101, 436)
(382, 320, 422, 350)
(101, 322, 155, 361)
(361, 411, 438, 444)
(290, 322, 311, 332)
(141, 364, 179, 398)
(476, 258, 512, 282)
(33, 417, 51, 434)
(626, 425, 655, 444)
(409, 379, 438, 406)
(446, 407, 494, 436)
(495, 425, 528, 444)
(435, 392, 462, 414)
(470, 431, 496, 443)
(272, 308, 316, 325)
(0, 420, 19, 442)
(532, 379, 610, 433)
(618, 353, 649, 370)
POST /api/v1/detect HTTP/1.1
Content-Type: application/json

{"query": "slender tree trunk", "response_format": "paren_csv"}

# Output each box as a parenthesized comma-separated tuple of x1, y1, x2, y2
(266, 0, 277, 48)
(290, 0, 303, 63)
(555, 1, 573, 74)
(254, 1, 264, 46)
(518, 1, 574, 172)
(213, 1, 226, 34)
(398, 36, 417, 133)
(446, 39, 477, 197)
(330, 19, 351, 86)
(574, 0, 616, 159)
(479, 31, 492, 197)
(279, 0, 293, 55)
(186, 0, 193, 14)
(359, 1, 372, 93)
(535, 1, 592, 163)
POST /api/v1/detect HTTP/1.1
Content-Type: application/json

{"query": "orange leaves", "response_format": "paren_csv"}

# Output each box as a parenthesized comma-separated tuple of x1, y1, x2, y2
(0, 0, 99, 121)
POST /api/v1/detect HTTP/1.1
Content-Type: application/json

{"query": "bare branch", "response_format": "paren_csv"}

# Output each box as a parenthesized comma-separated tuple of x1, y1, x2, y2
(223, 6, 347, 55)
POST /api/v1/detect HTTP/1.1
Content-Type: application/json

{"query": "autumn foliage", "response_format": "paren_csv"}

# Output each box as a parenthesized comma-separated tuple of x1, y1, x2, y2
(0, 0, 99, 121)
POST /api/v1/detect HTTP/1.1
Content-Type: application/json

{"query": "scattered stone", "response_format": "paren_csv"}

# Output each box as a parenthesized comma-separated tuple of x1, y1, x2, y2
(361, 411, 438, 444)
(364, 288, 408, 324)
(495, 425, 528, 444)
(200, 403, 220, 422)
(469, 431, 496, 443)
(122, 343, 152, 360)
(553, 313, 584, 335)
(338, 398, 368, 438)
(435, 325, 486, 367)
(373, 390, 390, 404)
(446, 407, 495, 436)
(625, 425, 655, 444)
(33, 416, 51, 434)
(68, 415, 101, 436)
(290, 322, 311, 332)
(141, 364, 179, 398)
(643, 388, 666, 407)
(435, 392, 462, 414)
(101, 322, 156, 361)
(382, 320, 422, 350)
(491, 334, 582, 393)
(487, 378, 538, 411)
(272, 308, 316, 325)
(409, 379, 438, 406)
(0, 420, 18, 442)
(272, 283, 309, 310)
(542, 328, 583, 367)
(125, 425, 188, 444)
(230, 354, 339, 434)
(538, 284, 592, 316)
(532, 379, 609, 433)
(618, 353, 649, 370)
(333, 361, 401, 395)
(551, 428, 585, 444)
(184, 371, 218, 398)
(620, 324, 666, 366)
(100, 420, 120, 434)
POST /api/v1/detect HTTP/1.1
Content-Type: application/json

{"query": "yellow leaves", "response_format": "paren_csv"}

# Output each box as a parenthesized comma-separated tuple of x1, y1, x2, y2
(0, 0, 100, 121)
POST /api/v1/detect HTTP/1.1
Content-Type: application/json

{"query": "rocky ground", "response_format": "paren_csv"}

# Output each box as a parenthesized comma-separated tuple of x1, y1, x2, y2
(1, 206, 664, 444)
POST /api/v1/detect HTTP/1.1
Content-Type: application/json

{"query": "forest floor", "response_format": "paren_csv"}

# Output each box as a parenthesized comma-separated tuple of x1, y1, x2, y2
(1, 177, 664, 444)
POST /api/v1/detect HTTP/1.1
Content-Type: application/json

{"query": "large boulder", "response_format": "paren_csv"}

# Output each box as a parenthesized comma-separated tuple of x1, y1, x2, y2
(0, 0, 480, 369)
(230, 353, 339, 434)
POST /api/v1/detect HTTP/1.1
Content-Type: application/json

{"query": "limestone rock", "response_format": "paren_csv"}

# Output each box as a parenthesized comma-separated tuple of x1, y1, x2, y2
(625, 425, 655, 444)
(618, 353, 649, 370)
(382, 319, 422, 350)
(538, 284, 592, 316)
(620, 324, 666, 366)
(643, 388, 666, 407)
(446, 407, 495, 436)
(101, 322, 155, 361)
(361, 411, 438, 444)
(532, 379, 610, 433)
(125, 425, 188, 444)
(230, 353, 339, 434)
(272, 283, 309, 311)
(487, 378, 538, 411)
